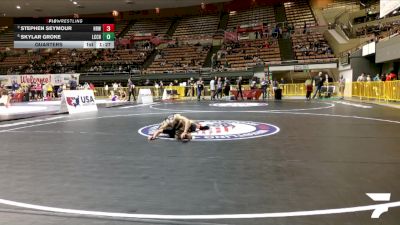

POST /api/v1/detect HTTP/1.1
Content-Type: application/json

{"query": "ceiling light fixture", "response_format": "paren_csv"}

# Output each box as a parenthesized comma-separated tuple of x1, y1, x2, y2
(73, 1, 78, 5)
(16, 5, 21, 9)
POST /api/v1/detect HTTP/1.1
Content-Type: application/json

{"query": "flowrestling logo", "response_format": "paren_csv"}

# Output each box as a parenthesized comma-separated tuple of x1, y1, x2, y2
(210, 103, 268, 107)
(138, 120, 279, 141)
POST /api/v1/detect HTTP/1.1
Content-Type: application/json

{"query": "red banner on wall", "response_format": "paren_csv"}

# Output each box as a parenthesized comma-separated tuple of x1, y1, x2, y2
(224, 31, 238, 42)
(237, 23, 264, 33)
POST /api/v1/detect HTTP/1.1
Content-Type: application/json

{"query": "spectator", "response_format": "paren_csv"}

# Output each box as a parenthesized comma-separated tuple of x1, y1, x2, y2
(69, 76, 77, 90)
(357, 73, 366, 82)
(250, 77, 257, 90)
(386, 71, 397, 81)
(303, 22, 307, 34)
(46, 81, 54, 99)
(42, 83, 48, 100)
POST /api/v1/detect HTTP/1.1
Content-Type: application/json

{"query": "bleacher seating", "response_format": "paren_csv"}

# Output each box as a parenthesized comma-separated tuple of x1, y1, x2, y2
(354, 20, 400, 40)
(0, 26, 8, 33)
(146, 44, 209, 73)
(283, 0, 335, 62)
(292, 32, 335, 62)
(0, 3, 340, 75)
(227, 6, 276, 30)
(45, 49, 93, 67)
(0, 54, 40, 67)
(217, 38, 281, 69)
(124, 18, 172, 38)
(325, 0, 358, 10)
(0, 52, 42, 74)
(94, 48, 152, 66)
(0, 30, 14, 48)
(284, 0, 316, 29)
(173, 15, 219, 39)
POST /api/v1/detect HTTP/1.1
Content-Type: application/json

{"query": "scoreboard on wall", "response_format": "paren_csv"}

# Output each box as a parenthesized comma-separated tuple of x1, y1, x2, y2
(14, 18, 115, 49)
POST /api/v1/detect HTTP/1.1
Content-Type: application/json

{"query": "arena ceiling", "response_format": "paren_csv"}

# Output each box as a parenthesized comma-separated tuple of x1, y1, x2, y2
(0, 0, 232, 17)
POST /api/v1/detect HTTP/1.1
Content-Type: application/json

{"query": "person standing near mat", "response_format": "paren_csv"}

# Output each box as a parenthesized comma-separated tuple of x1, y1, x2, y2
(148, 114, 209, 141)
(312, 73, 324, 99)
(196, 78, 204, 101)
(104, 82, 109, 96)
(305, 79, 313, 100)
(339, 75, 345, 100)
(0, 85, 11, 108)
(236, 76, 244, 100)
(214, 77, 223, 100)
(127, 78, 136, 102)
(261, 77, 268, 100)
(223, 77, 231, 99)
(210, 77, 216, 100)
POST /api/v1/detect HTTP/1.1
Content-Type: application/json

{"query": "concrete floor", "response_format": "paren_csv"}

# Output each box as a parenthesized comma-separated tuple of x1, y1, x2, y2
(0, 99, 399, 225)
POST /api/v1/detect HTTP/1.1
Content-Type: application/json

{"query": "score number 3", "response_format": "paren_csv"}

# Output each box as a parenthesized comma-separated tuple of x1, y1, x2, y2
(102, 24, 115, 32)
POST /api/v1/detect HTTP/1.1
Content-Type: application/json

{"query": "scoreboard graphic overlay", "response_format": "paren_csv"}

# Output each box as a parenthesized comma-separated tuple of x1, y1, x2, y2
(14, 18, 115, 49)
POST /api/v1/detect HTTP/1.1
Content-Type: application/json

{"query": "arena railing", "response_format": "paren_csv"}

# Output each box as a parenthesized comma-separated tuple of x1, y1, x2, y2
(277, 81, 400, 101)
(352, 80, 400, 101)
(93, 81, 400, 102)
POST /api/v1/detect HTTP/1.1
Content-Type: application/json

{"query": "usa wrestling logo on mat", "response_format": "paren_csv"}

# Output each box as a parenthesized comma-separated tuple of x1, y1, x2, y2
(138, 120, 280, 141)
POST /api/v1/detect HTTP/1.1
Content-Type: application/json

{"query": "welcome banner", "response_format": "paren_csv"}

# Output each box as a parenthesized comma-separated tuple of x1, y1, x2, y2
(0, 73, 80, 86)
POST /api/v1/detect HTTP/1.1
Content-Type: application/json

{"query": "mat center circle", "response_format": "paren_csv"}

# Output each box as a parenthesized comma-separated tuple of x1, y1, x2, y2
(138, 120, 279, 141)
(209, 103, 269, 107)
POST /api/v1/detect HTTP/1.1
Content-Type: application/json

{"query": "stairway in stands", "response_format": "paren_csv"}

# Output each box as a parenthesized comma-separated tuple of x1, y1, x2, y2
(274, 3, 294, 61)
(141, 49, 157, 70)
(218, 11, 229, 30)
(278, 38, 294, 61)
(117, 20, 136, 38)
(203, 45, 221, 68)
(274, 3, 286, 23)
(166, 18, 180, 37)
(202, 11, 228, 70)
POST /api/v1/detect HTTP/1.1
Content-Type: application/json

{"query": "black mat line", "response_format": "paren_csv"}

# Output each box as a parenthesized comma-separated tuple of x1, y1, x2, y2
(0, 100, 399, 225)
